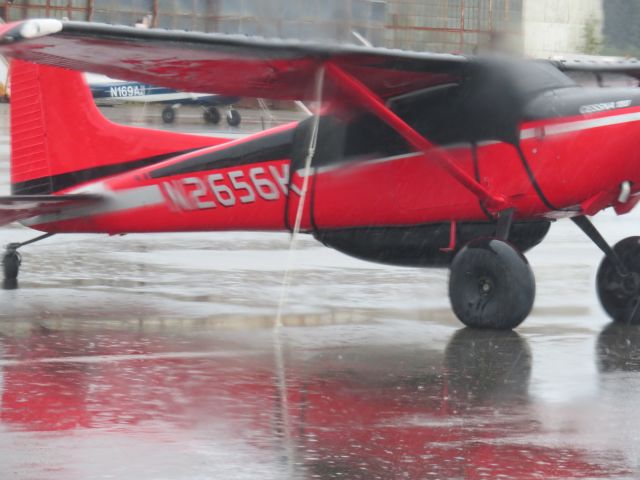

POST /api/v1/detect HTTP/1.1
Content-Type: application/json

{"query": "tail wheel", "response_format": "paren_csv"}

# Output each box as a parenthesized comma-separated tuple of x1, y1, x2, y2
(203, 106, 221, 124)
(597, 236, 640, 324)
(161, 106, 176, 124)
(226, 109, 241, 127)
(449, 238, 535, 330)
(3, 250, 21, 280)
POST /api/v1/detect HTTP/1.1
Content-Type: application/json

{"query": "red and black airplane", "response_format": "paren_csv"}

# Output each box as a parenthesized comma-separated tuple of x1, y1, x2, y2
(0, 19, 639, 329)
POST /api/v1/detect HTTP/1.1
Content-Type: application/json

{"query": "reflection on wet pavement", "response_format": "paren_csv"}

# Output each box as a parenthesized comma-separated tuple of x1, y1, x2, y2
(0, 104, 639, 478)
(0, 323, 634, 479)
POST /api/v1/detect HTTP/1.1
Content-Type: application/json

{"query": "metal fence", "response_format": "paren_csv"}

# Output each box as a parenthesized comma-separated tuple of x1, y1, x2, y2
(385, 0, 522, 52)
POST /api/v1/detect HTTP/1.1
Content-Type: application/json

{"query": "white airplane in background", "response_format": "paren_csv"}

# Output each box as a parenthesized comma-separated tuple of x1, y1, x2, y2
(86, 73, 242, 126)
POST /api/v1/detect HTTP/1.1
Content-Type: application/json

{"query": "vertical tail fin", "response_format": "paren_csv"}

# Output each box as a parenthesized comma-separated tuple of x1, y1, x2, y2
(10, 60, 225, 194)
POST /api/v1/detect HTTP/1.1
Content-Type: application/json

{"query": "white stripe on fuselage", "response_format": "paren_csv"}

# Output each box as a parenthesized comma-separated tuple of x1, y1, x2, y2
(520, 110, 640, 140)
(23, 184, 165, 227)
(295, 142, 497, 177)
(296, 151, 423, 177)
(97, 91, 213, 105)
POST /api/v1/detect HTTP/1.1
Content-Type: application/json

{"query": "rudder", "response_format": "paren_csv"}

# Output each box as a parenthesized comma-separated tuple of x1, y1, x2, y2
(9, 60, 225, 194)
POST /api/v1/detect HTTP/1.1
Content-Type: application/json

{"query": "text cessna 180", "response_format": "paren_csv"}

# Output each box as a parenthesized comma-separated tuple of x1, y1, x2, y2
(87, 73, 242, 126)
(1, 19, 640, 329)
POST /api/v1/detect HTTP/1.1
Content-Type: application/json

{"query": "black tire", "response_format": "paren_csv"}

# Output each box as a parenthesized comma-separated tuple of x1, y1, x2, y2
(226, 109, 241, 127)
(162, 106, 176, 124)
(596, 236, 640, 324)
(203, 106, 221, 124)
(3, 251, 20, 280)
(449, 238, 535, 330)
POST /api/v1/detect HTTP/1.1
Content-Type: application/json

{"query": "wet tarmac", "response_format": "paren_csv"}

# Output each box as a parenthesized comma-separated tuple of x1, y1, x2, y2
(0, 104, 640, 479)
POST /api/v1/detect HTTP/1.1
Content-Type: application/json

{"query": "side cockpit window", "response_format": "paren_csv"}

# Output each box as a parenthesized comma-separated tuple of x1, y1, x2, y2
(291, 112, 411, 170)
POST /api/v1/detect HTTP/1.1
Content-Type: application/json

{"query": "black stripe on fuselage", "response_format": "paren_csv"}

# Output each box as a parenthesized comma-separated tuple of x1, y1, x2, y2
(12, 149, 201, 195)
(514, 144, 558, 211)
(149, 128, 295, 179)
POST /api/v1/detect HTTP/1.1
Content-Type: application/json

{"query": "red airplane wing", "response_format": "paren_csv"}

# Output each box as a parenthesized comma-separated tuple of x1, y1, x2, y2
(0, 19, 471, 101)
(0, 194, 102, 226)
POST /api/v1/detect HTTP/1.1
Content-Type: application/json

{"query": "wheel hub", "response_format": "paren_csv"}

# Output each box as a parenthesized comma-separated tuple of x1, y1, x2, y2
(621, 272, 640, 295)
(478, 277, 493, 295)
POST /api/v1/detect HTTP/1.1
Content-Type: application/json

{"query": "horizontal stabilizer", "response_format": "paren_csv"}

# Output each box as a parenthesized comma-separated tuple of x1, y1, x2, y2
(0, 194, 102, 226)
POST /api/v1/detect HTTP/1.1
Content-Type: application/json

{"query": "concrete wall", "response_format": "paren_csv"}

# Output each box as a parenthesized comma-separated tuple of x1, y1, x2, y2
(522, 0, 603, 58)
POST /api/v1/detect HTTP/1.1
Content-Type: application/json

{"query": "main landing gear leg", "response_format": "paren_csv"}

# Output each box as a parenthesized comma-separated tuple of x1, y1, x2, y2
(572, 216, 640, 324)
(3, 232, 55, 281)
(495, 208, 515, 241)
(448, 209, 535, 330)
(323, 64, 532, 329)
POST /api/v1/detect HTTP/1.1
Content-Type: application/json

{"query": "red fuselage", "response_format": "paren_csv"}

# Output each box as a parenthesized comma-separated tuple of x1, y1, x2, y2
(28, 101, 640, 231)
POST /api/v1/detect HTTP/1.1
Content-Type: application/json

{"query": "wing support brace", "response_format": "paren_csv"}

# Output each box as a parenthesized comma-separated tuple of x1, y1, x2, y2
(325, 63, 509, 213)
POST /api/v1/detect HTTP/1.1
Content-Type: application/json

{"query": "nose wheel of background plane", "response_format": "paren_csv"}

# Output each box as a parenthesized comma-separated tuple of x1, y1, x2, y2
(226, 108, 241, 127)
(448, 238, 535, 330)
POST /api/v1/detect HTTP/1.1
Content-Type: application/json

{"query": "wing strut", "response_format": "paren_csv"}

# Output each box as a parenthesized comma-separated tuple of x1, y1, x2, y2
(325, 63, 509, 213)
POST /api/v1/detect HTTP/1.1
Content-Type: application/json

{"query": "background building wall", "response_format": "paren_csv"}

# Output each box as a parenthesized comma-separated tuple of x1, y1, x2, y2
(602, 0, 640, 57)
(522, 0, 603, 58)
(195, 0, 386, 45)
(385, 0, 523, 54)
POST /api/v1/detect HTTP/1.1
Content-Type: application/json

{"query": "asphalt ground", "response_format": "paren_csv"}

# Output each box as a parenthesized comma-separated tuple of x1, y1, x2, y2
(0, 103, 639, 479)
